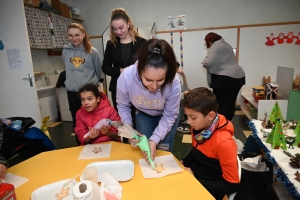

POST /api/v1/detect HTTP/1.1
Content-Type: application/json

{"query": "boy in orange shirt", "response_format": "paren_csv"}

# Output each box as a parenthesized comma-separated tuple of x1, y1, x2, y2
(181, 87, 239, 200)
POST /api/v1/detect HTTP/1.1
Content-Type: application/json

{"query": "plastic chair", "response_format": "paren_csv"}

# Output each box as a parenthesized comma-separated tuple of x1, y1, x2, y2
(228, 155, 241, 200)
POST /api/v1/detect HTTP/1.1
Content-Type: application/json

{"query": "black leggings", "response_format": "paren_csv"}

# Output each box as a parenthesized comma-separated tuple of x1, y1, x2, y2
(67, 91, 81, 144)
(213, 87, 242, 121)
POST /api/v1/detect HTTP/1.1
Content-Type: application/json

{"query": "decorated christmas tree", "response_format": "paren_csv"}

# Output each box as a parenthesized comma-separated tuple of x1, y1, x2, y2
(293, 119, 300, 147)
(272, 118, 287, 150)
(269, 101, 284, 124)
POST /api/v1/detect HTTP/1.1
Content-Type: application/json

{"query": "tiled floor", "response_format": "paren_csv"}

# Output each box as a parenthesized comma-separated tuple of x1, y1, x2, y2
(47, 111, 278, 200)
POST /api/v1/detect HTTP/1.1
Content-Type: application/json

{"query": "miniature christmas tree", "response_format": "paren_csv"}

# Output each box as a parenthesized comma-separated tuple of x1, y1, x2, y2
(271, 118, 287, 150)
(266, 126, 275, 144)
(269, 101, 284, 124)
(293, 119, 300, 147)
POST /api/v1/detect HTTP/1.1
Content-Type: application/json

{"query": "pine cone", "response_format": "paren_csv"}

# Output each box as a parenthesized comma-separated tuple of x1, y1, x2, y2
(265, 120, 274, 129)
(290, 156, 300, 168)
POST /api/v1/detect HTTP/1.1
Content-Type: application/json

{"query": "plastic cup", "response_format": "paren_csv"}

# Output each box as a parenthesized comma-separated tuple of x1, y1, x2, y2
(82, 166, 98, 184)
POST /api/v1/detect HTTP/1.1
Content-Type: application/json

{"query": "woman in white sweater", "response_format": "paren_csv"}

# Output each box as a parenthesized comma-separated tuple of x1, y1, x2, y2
(202, 32, 245, 121)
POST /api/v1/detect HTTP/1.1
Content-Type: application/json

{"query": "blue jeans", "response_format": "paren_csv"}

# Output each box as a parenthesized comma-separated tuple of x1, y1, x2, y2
(135, 110, 180, 152)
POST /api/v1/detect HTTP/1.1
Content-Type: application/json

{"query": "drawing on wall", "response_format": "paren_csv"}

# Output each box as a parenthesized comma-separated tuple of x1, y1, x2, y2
(7, 48, 24, 70)
(265, 31, 300, 46)
(176, 15, 186, 30)
(0, 23, 7, 50)
(167, 16, 176, 30)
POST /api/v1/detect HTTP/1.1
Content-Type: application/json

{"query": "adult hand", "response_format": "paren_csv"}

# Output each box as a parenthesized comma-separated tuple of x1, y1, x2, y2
(182, 90, 190, 97)
(177, 69, 184, 74)
(142, 140, 157, 162)
(99, 125, 111, 135)
(88, 127, 100, 139)
(0, 164, 7, 181)
(120, 67, 127, 73)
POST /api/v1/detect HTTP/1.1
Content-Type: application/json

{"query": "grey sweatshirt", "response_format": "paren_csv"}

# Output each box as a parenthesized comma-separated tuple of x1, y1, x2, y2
(62, 43, 102, 92)
(203, 39, 245, 85)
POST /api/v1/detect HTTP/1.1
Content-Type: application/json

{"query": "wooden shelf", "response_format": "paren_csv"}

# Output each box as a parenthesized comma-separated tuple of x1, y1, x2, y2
(34, 72, 45, 77)
(47, 49, 62, 56)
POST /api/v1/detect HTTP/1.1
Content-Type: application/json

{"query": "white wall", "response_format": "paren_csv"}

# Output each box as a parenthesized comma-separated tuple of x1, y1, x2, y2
(66, 0, 300, 59)
(31, 49, 65, 75)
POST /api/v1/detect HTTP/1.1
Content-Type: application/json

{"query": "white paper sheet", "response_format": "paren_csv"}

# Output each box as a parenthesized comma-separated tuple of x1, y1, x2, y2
(4, 172, 29, 188)
(139, 155, 183, 178)
(78, 143, 111, 160)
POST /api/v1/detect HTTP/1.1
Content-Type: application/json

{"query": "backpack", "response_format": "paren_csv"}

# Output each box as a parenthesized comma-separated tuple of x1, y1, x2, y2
(1, 117, 52, 165)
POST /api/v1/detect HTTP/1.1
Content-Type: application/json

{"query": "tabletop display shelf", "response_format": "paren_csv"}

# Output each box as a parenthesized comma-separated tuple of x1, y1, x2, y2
(248, 120, 300, 200)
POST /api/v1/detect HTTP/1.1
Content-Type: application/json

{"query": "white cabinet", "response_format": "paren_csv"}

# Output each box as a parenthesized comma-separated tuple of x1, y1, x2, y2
(57, 87, 72, 121)
(241, 86, 288, 120)
(37, 86, 58, 123)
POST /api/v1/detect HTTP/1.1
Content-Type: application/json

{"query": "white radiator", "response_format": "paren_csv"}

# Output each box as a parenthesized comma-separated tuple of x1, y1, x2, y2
(49, 74, 59, 86)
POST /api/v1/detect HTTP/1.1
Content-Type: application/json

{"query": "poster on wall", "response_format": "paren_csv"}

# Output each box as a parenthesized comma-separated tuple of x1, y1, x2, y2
(167, 16, 176, 30)
(265, 32, 300, 46)
(176, 15, 186, 30)
(7, 48, 24, 70)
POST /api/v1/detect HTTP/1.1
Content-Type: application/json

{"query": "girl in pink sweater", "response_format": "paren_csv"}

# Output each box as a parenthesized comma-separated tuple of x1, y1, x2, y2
(75, 84, 121, 145)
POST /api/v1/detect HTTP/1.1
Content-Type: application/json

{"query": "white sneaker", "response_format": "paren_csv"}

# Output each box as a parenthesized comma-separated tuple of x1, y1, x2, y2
(181, 120, 188, 124)
(177, 127, 190, 133)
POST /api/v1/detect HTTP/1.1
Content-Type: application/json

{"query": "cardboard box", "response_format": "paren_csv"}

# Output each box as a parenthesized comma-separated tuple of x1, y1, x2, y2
(60, 3, 71, 18)
(51, 0, 61, 11)
(0, 183, 17, 200)
(23, 0, 40, 7)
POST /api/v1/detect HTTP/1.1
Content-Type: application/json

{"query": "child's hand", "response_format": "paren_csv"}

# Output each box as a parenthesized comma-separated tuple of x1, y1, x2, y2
(129, 132, 143, 147)
(184, 167, 194, 176)
(88, 127, 100, 139)
(99, 125, 111, 135)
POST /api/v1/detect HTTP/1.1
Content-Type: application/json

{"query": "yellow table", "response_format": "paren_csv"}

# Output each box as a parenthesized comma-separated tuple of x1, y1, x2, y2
(8, 141, 214, 200)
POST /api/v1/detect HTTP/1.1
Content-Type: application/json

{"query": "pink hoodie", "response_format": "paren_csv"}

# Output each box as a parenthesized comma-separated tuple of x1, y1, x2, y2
(75, 92, 121, 145)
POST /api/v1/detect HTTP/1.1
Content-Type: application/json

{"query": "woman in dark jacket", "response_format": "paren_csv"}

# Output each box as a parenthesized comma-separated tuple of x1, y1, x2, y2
(102, 8, 147, 110)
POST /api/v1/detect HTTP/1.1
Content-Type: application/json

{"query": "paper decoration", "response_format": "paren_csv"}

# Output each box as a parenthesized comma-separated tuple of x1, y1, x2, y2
(269, 101, 284, 124)
(271, 118, 287, 150)
(167, 16, 176, 30)
(293, 119, 300, 147)
(265, 31, 300, 46)
(176, 15, 186, 30)
(179, 32, 184, 68)
(167, 15, 186, 30)
(40, 116, 51, 140)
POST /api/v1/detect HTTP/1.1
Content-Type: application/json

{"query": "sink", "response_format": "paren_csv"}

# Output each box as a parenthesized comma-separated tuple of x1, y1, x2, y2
(36, 85, 56, 99)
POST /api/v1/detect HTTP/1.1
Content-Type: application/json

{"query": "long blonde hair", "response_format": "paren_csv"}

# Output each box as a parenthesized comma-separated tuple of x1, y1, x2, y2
(67, 23, 92, 54)
(109, 8, 140, 47)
